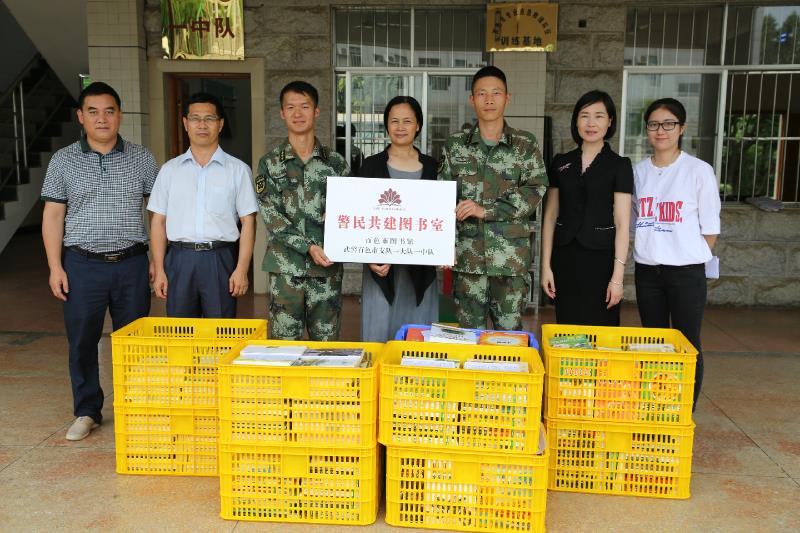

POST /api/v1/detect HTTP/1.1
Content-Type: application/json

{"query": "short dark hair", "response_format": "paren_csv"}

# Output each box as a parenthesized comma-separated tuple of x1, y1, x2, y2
(182, 92, 226, 121)
(383, 96, 424, 139)
(644, 98, 687, 148)
(644, 97, 687, 124)
(571, 90, 617, 145)
(471, 66, 507, 93)
(77, 82, 121, 110)
(280, 81, 319, 108)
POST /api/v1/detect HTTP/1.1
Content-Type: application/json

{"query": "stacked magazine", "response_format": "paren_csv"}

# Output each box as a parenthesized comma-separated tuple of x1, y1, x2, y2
(233, 345, 370, 367)
(548, 334, 676, 353)
(399, 356, 528, 373)
(411, 323, 529, 347)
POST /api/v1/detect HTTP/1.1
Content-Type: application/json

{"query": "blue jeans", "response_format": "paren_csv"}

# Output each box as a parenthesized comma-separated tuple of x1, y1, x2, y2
(635, 262, 706, 411)
(63, 249, 150, 423)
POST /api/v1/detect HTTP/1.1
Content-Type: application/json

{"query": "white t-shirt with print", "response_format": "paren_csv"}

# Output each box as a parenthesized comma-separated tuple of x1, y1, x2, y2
(632, 152, 721, 266)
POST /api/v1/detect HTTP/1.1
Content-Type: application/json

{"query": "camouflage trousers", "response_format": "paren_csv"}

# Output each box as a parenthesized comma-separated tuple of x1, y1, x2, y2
(453, 272, 529, 331)
(268, 272, 343, 341)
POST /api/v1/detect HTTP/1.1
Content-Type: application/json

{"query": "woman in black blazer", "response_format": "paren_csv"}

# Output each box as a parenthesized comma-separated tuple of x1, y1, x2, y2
(541, 90, 633, 325)
(357, 96, 439, 341)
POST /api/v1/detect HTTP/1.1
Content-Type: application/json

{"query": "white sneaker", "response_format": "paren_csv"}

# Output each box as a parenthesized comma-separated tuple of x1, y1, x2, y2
(66, 416, 99, 441)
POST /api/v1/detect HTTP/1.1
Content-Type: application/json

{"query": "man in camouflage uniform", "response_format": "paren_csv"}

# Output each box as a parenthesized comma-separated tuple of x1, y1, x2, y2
(438, 66, 548, 330)
(256, 81, 350, 340)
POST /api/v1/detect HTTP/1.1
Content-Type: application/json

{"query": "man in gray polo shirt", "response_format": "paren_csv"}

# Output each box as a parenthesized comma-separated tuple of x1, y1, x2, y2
(41, 82, 157, 441)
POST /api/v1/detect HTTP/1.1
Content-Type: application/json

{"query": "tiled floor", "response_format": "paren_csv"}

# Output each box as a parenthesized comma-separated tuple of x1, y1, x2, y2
(0, 229, 798, 532)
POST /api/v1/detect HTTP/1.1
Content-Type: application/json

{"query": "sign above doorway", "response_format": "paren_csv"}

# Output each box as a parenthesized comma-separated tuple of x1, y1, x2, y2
(486, 3, 558, 52)
(161, 0, 244, 60)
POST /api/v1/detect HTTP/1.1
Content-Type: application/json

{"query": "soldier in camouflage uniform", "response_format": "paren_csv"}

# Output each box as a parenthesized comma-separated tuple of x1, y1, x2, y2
(438, 66, 548, 330)
(256, 81, 350, 340)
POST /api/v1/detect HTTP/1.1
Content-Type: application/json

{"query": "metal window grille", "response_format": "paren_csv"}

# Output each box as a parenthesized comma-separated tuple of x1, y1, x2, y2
(722, 71, 800, 201)
(624, 5, 724, 66)
(333, 7, 487, 165)
(623, 3, 800, 202)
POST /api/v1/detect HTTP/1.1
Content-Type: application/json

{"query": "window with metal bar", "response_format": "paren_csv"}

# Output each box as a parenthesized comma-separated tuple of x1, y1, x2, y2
(334, 7, 486, 165)
(722, 71, 800, 201)
(725, 5, 800, 65)
(624, 5, 724, 66)
(623, 3, 800, 202)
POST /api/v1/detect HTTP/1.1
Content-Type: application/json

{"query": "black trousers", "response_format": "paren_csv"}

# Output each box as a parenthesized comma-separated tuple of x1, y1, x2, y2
(63, 249, 150, 423)
(552, 240, 620, 326)
(165, 245, 237, 318)
(635, 262, 706, 410)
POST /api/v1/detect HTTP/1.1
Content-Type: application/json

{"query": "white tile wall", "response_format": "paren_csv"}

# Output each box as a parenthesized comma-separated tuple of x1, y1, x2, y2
(87, 0, 148, 144)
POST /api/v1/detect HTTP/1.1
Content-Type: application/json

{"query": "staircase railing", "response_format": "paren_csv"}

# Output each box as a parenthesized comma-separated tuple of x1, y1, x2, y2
(0, 53, 71, 199)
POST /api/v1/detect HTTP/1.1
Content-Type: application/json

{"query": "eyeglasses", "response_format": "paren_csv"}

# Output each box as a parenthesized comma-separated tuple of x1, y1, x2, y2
(645, 120, 682, 132)
(473, 90, 506, 100)
(187, 115, 220, 125)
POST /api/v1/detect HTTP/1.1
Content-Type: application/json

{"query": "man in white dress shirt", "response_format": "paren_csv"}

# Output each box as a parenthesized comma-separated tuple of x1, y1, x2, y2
(148, 92, 258, 317)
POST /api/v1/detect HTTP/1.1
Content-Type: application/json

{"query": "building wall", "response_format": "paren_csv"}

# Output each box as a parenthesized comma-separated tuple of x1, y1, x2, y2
(141, 0, 532, 297)
(127, 0, 798, 306)
(144, 0, 487, 152)
(712, 205, 800, 307)
(4, 0, 89, 99)
(0, 1, 37, 93)
(545, 0, 626, 155)
(619, 206, 800, 308)
(547, 1, 800, 308)
(88, 0, 149, 146)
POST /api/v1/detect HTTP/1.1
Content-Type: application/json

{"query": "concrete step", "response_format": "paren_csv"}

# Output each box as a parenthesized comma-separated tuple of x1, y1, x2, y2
(0, 107, 49, 123)
(1, 183, 18, 202)
(0, 123, 79, 247)
(0, 167, 30, 186)
(0, 152, 41, 169)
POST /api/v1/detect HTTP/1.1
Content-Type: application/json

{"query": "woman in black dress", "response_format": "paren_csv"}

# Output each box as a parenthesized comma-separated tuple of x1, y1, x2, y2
(541, 90, 633, 325)
(357, 96, 439, 341)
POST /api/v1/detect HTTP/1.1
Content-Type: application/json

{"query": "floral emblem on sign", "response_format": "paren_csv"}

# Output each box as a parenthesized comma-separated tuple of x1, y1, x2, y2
(378, 188, 402, 206)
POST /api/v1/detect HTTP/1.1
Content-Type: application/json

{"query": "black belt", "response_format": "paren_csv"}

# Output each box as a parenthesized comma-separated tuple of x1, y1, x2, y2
(168, 240, 235, 251)
(67, 243, 148, 263)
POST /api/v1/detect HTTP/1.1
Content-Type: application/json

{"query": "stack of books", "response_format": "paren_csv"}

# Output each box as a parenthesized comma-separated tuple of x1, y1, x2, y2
(233, 344, 370, 367)
(406, 323, 530, 347)
(399, 356, 529, 372)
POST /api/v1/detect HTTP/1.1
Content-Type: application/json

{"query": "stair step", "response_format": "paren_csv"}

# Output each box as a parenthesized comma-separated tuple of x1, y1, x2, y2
(0, 184, 18, 202)
(0, 108, 50, 123)
(0, 167, 30, 183)
(29, 137, 53, 152)
(0, 58, 76, 246)
(0, 153, 40, 168)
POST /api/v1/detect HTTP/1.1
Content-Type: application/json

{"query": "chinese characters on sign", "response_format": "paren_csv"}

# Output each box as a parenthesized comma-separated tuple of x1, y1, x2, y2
(161, 0, 244, 60)
(324, 177, 456, 266)
(486, 3, 558, 52)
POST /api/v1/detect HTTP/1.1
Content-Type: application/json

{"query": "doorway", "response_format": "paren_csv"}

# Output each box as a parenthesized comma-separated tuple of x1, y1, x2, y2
(166, 73, 252, 164)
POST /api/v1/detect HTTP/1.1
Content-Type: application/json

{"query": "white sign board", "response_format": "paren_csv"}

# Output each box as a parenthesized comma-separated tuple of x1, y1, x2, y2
(324, 176, 456, 266)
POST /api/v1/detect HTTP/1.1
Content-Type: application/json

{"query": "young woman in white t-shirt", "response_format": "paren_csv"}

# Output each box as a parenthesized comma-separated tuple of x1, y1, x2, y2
(632, 98, 721, 411)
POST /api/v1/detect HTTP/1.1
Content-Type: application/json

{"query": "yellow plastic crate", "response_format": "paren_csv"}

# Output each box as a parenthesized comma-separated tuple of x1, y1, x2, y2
(219, 443, 380, 525)
(111, 318, 267, 408)
(379, 340, 544, 453)
(546, 418, 694, 499)
(217, 340, 381, 447)
(385, 430, 547, 533)
(114, 405, 219, 476)
(542, 325, 697, 425)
